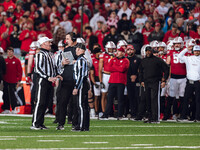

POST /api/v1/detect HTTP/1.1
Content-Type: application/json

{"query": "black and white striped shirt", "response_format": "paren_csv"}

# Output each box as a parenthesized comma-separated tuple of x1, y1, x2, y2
(74, 55, 88, 89)
(35, 48, 57, 79)
(54, 50, 64, 75)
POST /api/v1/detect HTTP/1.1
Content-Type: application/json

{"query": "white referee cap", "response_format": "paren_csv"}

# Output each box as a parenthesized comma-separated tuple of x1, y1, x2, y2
(193, 45, 200, 51)
(37, 37, 53, 45)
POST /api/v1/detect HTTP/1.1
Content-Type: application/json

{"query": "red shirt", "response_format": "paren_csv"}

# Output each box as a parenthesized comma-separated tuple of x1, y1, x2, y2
(13, 9, 25, 23)
(167, 49, 187, 76)
(73, 13, 89, 33)
(97, 31, 109, 52)
(108, 57, 130, 85)
(183, 31, 198, 42)
(19, 29, 37, 52)
(0, 24, 13, 51)
(92, 57, 99, 77)
(163, 30, 184, 43)
(37, 30, 53, 39)
(3, 56, 22, 83)
(99, 52, 113, 72)
(3, 0, 16, 12)
(142, 27, 154, 44)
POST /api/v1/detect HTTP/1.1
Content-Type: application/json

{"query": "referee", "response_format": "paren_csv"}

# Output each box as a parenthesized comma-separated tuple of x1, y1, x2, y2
(72, 43, 90, 131)
(31, 37, 61, 130)
(178, 45, 200, 122)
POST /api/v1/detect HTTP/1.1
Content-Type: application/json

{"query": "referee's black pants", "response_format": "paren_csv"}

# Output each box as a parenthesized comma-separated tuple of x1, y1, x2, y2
(32, 77, 54, 127)
(181, 80, 200, 120)
(56, 80, 74, 126)
(104, 83, 125, 118)
(144, 81, 161, 121)
(74, 79, 90, 130)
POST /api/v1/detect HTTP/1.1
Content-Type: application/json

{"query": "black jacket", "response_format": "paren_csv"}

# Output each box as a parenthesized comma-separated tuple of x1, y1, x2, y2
(127, 55, 141, 83)
(127, 32, 143, 54)
(148, 30, 165, 42)
(139, 55, 169, 83)
(0, 55, 6, 82)
(62, 46, 77, 82)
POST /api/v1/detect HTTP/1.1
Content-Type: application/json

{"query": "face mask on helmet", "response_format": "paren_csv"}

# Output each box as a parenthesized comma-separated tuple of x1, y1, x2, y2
(105, 41, 116, 55)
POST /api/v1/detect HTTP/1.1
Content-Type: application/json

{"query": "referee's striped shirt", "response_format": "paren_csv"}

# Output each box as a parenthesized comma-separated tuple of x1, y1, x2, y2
(35, 48, 57, 79)
(74, 55, 88, 89)
(54, 50, 64, 75)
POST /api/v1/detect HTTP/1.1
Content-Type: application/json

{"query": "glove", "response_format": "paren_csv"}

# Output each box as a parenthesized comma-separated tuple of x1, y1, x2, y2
(100, 82, 105, 89)
(26, 76, 32, 85)
(94, 83, 99, 88)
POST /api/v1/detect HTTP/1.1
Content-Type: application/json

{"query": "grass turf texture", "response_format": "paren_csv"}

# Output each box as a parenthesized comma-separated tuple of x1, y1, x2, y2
(0, 116, 200, 149)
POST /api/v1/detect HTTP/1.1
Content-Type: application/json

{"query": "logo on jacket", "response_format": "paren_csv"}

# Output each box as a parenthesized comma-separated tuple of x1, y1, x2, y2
(13, 61, 15, 64)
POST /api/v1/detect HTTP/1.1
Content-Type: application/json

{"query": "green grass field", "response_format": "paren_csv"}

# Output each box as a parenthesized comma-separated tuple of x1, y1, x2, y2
(0, 115, 200, 150)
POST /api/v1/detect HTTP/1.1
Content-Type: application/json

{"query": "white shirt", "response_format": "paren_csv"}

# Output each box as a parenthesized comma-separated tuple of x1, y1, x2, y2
(156, 5, 169, 17)
(60, 21, 73, 34)
(89, 13, 106, 33)
(178, 48, 200, 81)
(117, 8, 132, 20)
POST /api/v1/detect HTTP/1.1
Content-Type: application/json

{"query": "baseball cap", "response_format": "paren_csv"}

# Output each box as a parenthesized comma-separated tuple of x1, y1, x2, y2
(39, 23, 46, 28)
(155, 22, 161, 27)
(117, 47, 125, 53)
(193, 45, 200, 51)
(145, 46, 153, 51)
(127, 44, 134, 50)
(37, 37, 53, 45)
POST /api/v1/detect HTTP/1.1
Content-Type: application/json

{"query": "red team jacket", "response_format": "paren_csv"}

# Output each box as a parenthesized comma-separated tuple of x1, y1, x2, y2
(108, 57, 130, 85)
(3, 56, 22, 84)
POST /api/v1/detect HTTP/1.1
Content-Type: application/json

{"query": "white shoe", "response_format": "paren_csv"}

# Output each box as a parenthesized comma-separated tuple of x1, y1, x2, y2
(10, 110, 18, 114)
(172, 115, 177, 120)
(1, 110, 10, 114)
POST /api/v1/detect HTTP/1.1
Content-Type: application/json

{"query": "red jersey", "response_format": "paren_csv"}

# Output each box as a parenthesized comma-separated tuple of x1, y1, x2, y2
(163, 30, 184, 43)
(3, 56, 22, 83)
(99, 52, 113, 72)
(108, 57, 130, 85)
(142, 27, 154, 44)
(167, 49, 187, 76)
(92, 57, 99, 77)
(159, 54, 167, 62)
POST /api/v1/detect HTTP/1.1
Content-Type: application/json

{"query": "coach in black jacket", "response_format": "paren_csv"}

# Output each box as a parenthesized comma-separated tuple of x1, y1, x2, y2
(0, 55, 6, 83)
(139, 46, 169, 123)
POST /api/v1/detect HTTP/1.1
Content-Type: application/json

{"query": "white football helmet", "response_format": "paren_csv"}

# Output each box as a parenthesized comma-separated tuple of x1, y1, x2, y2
(150, 40, 159, 48)
(30, 41, 40, 49)
(117, 40, 128, 49)
(141, 44, 150, 58)
(58, 40, 64, 47)
(158, 42, 167, 54)
(186, 38, 196, 48)
(0, 47, 4, 53)
(173, 37, 184, 50)
(76, 37, 86, 44)
(105, 41, 116, 54)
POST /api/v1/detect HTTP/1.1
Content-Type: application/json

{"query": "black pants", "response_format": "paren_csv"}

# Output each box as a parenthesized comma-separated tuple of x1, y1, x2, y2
(181, 80, 200, 120)
(145, 81, 161, 121)
(74, 80, 89, 130)
(31, 72, 37, 113)
(127, 82, 139, 117)
(32, 78, 54, 127)
(56, 80, 74, 126)
(2, 81, 17, 110)
(104, 83, 125, 117)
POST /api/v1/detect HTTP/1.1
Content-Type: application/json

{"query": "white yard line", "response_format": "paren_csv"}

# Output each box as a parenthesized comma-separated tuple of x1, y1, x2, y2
(83, 142, 108, 144)
(0, 138, 16, 141)
(37, 140, 64, 142)
(131, 144, 154, 146)
(0, 134, 200, 138)
(3, 146, 200, 150)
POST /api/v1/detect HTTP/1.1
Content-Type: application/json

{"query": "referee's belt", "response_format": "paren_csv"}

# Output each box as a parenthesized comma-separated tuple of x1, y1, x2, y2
(103, 72, 110, 75)
(188, 79, 200, 84)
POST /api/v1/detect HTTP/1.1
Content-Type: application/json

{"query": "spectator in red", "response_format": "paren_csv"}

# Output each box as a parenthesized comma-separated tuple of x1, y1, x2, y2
(106, 10, 119, 29)
(85, 26, 98, 51)
(183, 23, 198, 42)
(3, 0, 16, 12)
(73, 6, 89, 33)
(97, 24, 109, 51)
(2, 47, 22, 114)
(143, 3, 152, 16)
(0, 18, 13, 51)
(37, 23, 53, 40)
(142, 21, 154, 44)
(84, 0, 94, 18)
(39, 0, 51, 19)
(49, 5, 61, 23)
(19, 22, 37, 56)
(29, 3, 37, 20)
(94, 21, 103, 36)
(13, 3, 24, 23)
(163, 23, 184, 43)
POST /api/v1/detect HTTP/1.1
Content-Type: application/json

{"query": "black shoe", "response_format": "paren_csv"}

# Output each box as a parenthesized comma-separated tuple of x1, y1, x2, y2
(56, 125, 64, 130)
(81, 128, 90, 132)
(99, 115, 108, 120)
(162, 117, 168, 121)
(144, 120, 151, 123)
(40, 125, 49, 130)
(132, 117, 142, 121)
(71, 128, 81, 132)
(53, 120, 58, 124)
